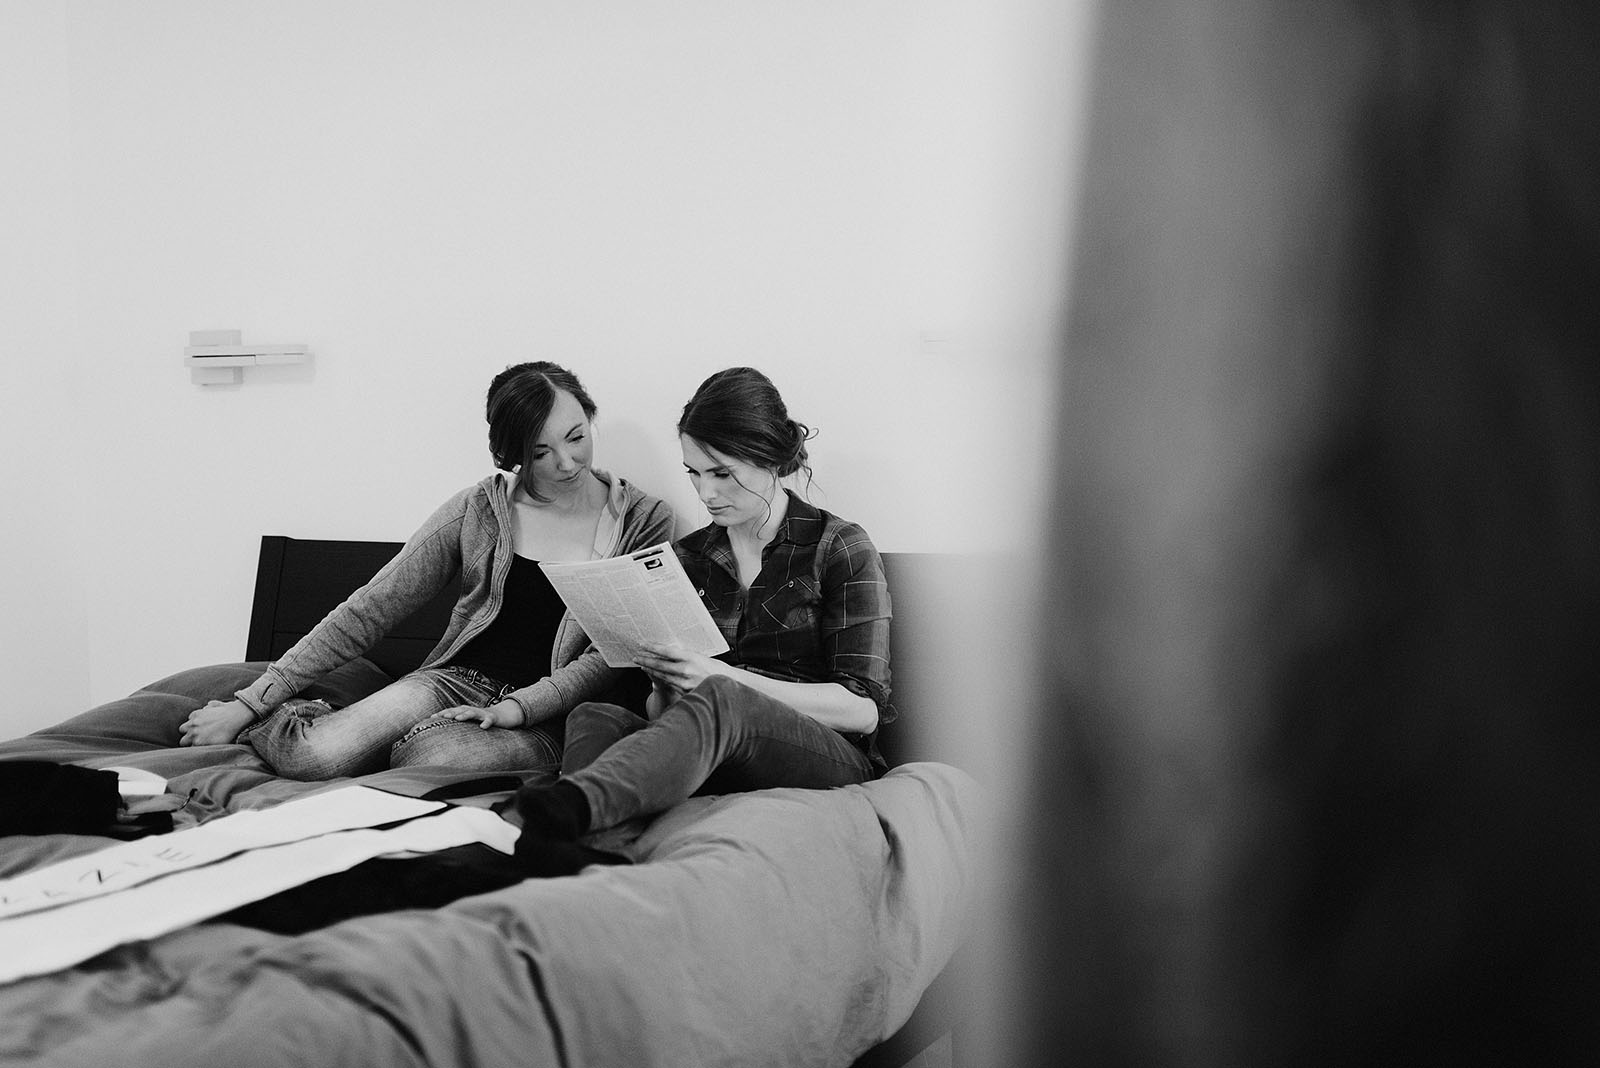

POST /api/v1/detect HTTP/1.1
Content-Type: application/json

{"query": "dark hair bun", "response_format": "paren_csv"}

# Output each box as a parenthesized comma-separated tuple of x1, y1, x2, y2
(678, 367, 814, 483)
(780, 418, 814, 477)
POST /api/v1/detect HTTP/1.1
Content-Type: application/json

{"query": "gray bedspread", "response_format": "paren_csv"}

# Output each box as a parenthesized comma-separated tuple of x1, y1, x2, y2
(0, 663, 979, 1067)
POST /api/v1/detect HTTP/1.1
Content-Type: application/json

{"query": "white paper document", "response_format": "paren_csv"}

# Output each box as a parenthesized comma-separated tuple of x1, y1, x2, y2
(540, 542, 729, 667)
(0, 785, 442, 922)
(0, 794, 517, 986)
(105, 766, 168, 798)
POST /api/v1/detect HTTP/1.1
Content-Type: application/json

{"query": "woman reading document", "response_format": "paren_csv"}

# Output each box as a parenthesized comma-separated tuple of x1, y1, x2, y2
(505, 366, 895, 876)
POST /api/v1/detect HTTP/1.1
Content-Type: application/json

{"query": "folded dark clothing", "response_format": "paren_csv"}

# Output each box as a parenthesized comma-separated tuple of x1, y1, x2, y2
(215, 843, 531, 934)
(0, 760, 121, 837)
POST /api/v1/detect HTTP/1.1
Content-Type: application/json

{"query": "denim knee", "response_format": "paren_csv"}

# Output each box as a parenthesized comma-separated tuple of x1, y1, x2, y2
(245, 700, 353, 781)
(562, 701, 650, 774)
(680, 675, 762, 733)
(390, 715, 474, 766)
(390, 715, 563, 774)
(688, 675, 754, 703)
(568, 700, 647, 732)
(266, 747, 346, 782)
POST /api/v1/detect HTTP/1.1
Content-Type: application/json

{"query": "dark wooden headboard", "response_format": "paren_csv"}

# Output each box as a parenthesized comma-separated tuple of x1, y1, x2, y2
(245, 537, 461, 680)
(244, 535, 957, 766)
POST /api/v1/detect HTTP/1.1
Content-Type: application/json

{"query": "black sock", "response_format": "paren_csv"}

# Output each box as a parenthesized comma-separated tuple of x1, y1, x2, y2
(511, 782, 630, 877)
(514, 838, 631, 879)
(513, 779, 591, 841)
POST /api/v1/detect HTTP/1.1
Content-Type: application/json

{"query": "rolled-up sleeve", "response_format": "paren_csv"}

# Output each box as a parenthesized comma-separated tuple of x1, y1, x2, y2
(819, 525, 894, 723)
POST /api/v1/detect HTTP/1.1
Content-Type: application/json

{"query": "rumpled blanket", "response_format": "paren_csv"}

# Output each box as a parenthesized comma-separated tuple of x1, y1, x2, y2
(0, 662, 980, 1068)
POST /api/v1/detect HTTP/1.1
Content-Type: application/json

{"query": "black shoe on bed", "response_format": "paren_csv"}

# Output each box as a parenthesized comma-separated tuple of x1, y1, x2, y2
(509, 779, 628, 877)
(512, 779, 592, 840)
(513, 832, 630, 878)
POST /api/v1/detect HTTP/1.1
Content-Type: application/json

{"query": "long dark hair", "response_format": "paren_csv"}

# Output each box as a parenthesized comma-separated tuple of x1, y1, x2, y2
(677, 366, 815, 484)
(486, 361, 598, 501)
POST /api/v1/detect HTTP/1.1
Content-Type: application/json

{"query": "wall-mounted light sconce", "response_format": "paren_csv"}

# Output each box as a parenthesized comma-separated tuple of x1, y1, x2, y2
(185, 329, 310, 386)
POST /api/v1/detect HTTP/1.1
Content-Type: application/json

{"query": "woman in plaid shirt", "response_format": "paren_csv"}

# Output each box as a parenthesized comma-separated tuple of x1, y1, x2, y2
(506, 367, 894, 875)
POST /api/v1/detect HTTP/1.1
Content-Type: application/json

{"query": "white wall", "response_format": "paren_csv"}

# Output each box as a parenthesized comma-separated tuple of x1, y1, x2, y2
(1, 5, 90, 727)
(2, 2, 1086, 745)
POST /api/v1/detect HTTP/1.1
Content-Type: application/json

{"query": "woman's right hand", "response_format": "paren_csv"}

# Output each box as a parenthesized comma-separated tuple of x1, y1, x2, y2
(452, 699, 527, 730)
(179, 699, 256, 746)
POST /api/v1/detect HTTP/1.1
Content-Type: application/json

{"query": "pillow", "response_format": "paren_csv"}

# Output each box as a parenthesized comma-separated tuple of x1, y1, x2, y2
(140, 659, 396, 709)
(23, 659, 395, 749)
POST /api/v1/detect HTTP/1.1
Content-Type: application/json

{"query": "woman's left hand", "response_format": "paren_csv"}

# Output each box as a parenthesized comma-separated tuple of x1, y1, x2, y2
(633, 643, 727, 694)
(451, 699, 526, 730)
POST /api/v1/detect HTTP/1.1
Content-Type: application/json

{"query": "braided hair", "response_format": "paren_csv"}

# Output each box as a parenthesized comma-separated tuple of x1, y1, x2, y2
(677, 366, 814, 482)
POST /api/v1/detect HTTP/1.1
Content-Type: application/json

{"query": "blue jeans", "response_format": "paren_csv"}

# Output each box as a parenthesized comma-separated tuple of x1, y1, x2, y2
(562, 675, 875, 832)
(245, 665, 562, 781)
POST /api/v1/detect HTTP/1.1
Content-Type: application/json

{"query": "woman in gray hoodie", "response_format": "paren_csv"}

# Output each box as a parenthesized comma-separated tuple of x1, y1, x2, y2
(177, 362, 674, 781)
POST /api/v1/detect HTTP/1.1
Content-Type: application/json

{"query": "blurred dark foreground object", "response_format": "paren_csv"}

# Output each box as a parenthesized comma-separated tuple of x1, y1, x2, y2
(1013, 1, 1600, 1066)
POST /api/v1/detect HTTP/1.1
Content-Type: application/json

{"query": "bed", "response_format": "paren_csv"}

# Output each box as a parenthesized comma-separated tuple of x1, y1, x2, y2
(0, 537, 979, 1068)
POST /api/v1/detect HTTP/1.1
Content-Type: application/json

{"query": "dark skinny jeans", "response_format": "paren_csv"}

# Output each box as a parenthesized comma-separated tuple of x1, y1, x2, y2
(561, 675, 875, 832)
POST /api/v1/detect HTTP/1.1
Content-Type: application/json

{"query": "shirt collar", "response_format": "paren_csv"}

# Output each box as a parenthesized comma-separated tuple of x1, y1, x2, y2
(774, 489, 823, 547)
(681, 489, 823, 557)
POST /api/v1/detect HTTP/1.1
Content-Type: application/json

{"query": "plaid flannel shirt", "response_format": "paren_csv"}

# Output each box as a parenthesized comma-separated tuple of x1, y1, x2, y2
(675, 491, 896, 750)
